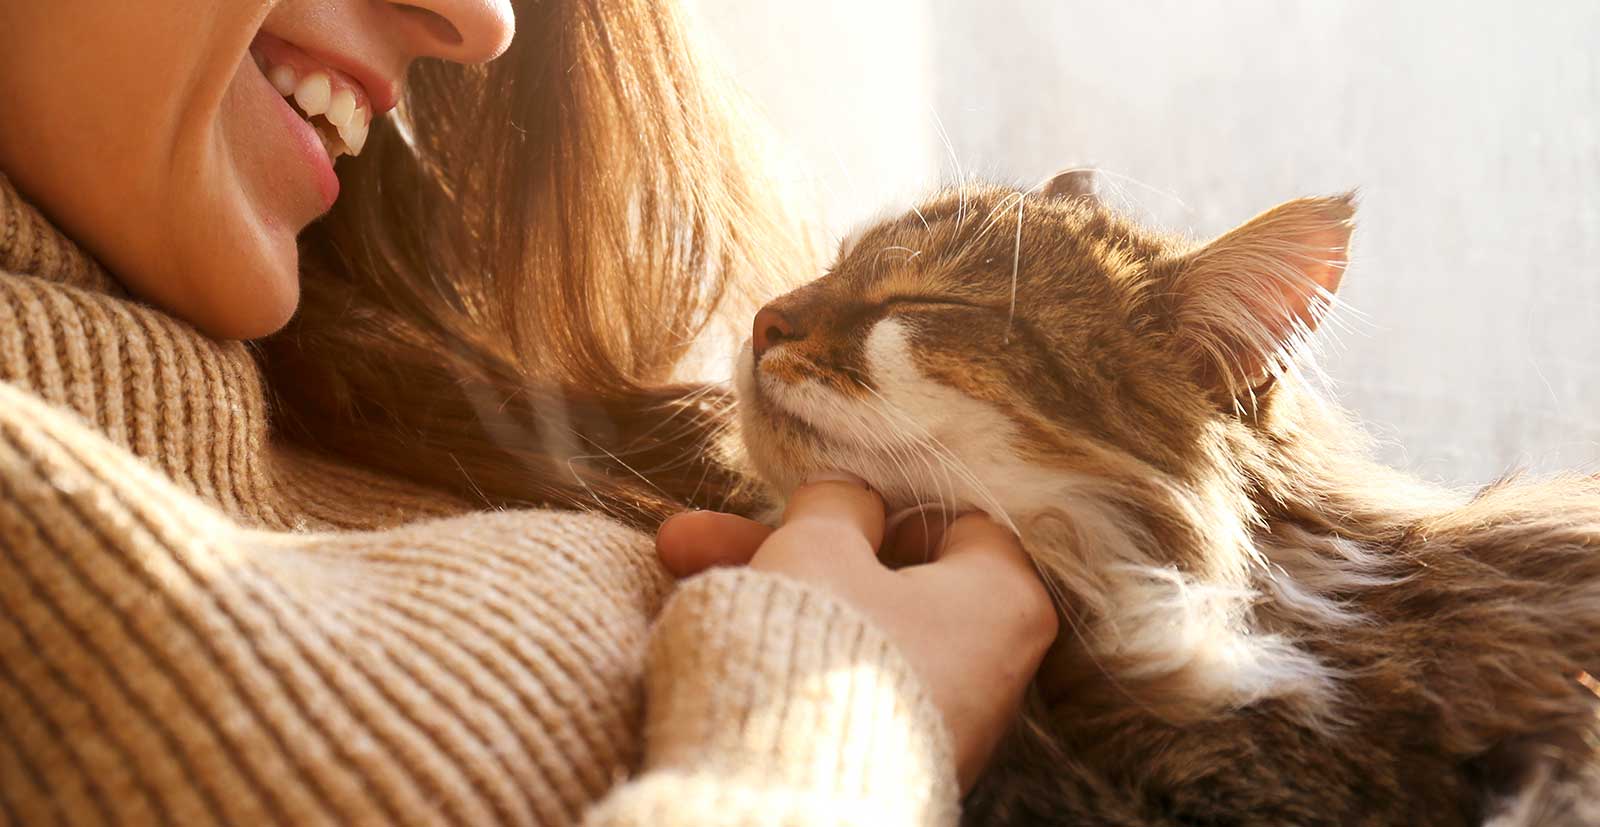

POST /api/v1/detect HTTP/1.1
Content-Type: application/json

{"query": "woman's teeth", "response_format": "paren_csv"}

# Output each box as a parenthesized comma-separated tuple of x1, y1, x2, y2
(294, 73, 332, 116)
(259, 58, 370, 160)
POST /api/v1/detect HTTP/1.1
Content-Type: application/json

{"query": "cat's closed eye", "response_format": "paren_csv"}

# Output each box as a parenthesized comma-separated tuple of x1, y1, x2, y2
(879, 295, 990, 312)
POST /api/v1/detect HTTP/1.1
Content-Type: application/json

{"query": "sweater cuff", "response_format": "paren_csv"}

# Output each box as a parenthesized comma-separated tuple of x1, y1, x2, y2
(587, 568, 960, 827)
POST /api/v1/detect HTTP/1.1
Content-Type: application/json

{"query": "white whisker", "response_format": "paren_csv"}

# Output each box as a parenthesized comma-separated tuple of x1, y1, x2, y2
(1007, 193, 1023, 342)
(852, 379, 1018, 534)
(909, 204, 932, 234)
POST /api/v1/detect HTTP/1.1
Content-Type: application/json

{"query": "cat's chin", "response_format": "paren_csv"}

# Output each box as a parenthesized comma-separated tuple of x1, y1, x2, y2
(735, 322, 1011, 521)
(742, 397, 1004, 520)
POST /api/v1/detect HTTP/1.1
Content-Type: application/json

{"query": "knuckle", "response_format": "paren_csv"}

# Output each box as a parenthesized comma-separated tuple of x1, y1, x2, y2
(1027, 601, 1061, 640)
(1012, 581, 1060, 639)
(948, 513, 1021, 551)
(948, 510, 1001, 535)
(763, 521, 874, 567)
(780, 517, 866, 549)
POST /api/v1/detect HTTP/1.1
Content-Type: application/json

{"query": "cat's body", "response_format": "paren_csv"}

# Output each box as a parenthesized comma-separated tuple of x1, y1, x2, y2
(735, 174, 1600, 826)
(971, 460, 1600, 827)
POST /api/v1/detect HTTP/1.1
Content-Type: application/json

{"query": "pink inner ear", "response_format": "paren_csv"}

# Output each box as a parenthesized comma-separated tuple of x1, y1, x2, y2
(1175, 194, 1355, 395)
(1262, 221, 1350, 338)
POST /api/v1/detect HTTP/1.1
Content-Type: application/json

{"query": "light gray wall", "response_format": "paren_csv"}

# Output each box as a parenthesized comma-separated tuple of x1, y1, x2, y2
(693, 1, 1600, 487)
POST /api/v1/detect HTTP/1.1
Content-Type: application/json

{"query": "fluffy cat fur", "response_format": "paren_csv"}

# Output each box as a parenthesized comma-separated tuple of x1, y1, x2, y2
(734, 170, 1600, 826)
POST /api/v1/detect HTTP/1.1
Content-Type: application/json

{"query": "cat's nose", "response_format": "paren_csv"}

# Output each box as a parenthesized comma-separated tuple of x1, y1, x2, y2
(752, 306, 804, 360)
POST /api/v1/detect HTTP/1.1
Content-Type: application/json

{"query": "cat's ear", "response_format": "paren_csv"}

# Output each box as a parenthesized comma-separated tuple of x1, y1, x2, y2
(1039, 167, 1100, 201)
(1166, 193, 1355, 400)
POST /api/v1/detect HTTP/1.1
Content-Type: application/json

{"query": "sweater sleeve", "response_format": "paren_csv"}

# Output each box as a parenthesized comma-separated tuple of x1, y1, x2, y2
(0, 379, 658, 826)
(584, 568, 962, 827)
(0, 378, 960, 827)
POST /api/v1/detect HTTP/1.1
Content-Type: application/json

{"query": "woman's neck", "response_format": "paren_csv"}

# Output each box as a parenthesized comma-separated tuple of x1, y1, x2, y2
(0, 173, 121, 295)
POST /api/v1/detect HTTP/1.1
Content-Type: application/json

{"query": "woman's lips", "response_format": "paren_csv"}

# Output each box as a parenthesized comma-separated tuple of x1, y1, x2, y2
(252, 32, 374, 157)
(266, 64, 341, 211)
(244, 45, 340, 213)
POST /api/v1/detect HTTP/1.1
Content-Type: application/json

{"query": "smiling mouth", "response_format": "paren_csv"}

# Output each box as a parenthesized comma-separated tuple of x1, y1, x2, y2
(249, 34, 373, 163)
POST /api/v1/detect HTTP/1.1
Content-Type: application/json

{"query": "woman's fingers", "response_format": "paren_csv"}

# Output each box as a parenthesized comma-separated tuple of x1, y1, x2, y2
(882, 506, 951, 568)
(907, 511, 1059, 649)
(657, 483, 1059, 797)
(772, 472, 887, 555)
(892, 512, 1059, 790)
(934, 512, 1030, 566)
(670, 490, 1059, 794)
(655, 510, 774, 577)
(886, 510, 1026, 569)
(920, 513, 1052, 607)
(656, 472, 886, 579)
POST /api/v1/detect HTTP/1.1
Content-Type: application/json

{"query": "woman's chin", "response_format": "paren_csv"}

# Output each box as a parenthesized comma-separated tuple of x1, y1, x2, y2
(176, 246, 301, 341)
(207, 294, 299, 341)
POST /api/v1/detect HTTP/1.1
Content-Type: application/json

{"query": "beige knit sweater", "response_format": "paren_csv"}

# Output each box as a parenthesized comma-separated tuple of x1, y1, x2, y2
(0, 175, 958, 826)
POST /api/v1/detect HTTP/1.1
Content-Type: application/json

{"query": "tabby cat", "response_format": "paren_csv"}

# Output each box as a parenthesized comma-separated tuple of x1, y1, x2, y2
(735, 170, 1600, 826)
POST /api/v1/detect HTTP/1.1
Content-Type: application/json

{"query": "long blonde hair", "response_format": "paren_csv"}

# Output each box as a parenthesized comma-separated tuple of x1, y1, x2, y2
(262, 0, 810, 526)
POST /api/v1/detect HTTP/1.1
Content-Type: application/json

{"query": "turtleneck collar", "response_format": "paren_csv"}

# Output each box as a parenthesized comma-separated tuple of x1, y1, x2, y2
(0, 172, 464, 531)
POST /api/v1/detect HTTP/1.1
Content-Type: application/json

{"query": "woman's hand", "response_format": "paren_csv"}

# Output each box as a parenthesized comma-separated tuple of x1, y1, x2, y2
(656, 473, 1060, 792)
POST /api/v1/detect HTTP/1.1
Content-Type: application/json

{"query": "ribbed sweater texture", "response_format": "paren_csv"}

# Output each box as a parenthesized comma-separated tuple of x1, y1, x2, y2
(0, 174, 958, 826)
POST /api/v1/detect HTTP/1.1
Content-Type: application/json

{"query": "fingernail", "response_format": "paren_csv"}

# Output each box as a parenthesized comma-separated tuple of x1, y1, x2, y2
(801, 470, 868, 488)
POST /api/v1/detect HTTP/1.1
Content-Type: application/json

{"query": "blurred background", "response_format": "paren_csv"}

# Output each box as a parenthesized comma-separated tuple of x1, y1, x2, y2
(690, 0, 1600, 487)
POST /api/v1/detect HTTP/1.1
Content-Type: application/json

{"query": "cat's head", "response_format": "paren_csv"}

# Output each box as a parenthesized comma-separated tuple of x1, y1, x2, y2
(736, 171, 1357, 715)
(736, 170, 1355, 567)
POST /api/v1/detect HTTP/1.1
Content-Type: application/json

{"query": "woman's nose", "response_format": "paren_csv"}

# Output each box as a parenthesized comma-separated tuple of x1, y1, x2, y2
(752, 305, 805, 360)
(386, 0, 516, 64)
